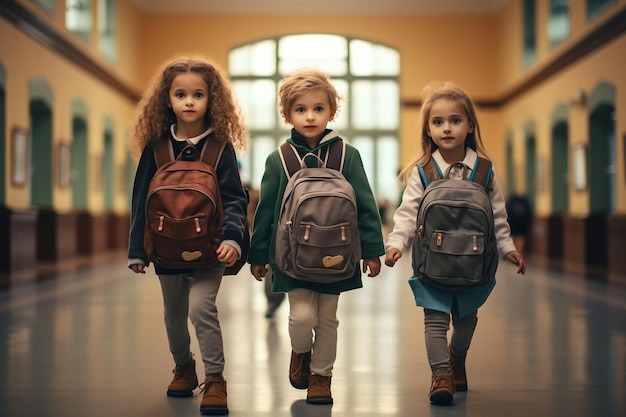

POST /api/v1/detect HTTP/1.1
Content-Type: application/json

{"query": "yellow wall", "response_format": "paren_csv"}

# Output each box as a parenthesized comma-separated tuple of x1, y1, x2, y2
(134, 11, 503, 184)
(136, 13, 500, 98)
(1, 0, 625, 216)
(1, 0, 142, 213)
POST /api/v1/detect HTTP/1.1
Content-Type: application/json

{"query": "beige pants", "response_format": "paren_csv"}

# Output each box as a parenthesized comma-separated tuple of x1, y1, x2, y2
(288, 288, 339, 377)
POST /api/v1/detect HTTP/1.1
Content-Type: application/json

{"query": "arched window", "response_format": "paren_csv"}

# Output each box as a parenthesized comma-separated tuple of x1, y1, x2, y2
(229, 34, 401, 204)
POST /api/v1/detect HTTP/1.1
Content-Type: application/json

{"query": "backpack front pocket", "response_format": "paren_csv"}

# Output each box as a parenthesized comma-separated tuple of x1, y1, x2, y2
(422, 230, 485, 286)
(292, 222, 357, 281)
(149, 212, 218, 266)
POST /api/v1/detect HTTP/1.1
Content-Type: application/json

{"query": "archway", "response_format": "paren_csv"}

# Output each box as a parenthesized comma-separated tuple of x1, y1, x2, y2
(28, 77, 54, 208)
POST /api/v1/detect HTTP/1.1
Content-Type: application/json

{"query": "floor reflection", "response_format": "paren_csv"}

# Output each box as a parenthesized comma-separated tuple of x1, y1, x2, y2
(0, 254, 624, 417)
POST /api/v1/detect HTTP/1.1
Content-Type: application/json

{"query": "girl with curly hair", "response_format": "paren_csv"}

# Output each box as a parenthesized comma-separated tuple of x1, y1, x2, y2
(128, 54, 248, 416)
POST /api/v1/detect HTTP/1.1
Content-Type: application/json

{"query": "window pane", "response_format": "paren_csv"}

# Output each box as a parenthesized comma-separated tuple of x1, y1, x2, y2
(587, 0, 616, 18)
(350, 40, 400, 76)
(233, 80, 276, 129)
(98, 0, 117, 61)
(237, 150, 251, 186)
(376, 136, 400, 203)
(229, 40, 276, 76)
(548, 0, 569, 46)
(330, 79, 349, 130)
(523, 0, 537, 67)
(352, 136, 375, 187)
(279, 34, 347, 75)
(352, 81, 399, 129)
(251, 136, 277, 189)
(33, 0, 54, 13)
(67, 0, 92, 41)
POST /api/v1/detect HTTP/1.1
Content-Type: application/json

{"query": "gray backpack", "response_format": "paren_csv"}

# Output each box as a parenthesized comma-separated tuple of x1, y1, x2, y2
(412, 157, 498, 289)
(275, 140, 361, 283)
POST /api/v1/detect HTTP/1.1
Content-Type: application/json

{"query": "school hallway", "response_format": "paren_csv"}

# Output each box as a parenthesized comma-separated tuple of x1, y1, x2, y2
(0, 252, 624, 417)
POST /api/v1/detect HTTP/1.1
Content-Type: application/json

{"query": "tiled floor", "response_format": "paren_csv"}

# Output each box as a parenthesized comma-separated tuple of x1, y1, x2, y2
(0, 253, 624, 417)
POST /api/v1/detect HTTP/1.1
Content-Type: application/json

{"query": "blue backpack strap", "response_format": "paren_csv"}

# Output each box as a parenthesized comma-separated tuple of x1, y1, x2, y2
(417, 158, 443, 187)
(417, 162, 428, 187)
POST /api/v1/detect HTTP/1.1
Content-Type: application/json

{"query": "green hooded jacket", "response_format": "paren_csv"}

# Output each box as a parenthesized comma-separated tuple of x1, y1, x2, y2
(248, 129, 385, 294)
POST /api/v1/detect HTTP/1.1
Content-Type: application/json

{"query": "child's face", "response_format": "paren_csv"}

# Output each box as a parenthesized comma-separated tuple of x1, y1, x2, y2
(168, 72, 209, 130)
(426, 98, 473, 161)
(287, 89, 334, 147)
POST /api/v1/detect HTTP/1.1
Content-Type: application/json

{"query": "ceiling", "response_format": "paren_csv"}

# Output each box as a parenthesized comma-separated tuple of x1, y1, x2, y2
(132, 0, 507, 14)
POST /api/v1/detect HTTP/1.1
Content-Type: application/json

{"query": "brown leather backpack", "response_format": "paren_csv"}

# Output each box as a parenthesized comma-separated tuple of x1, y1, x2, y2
(144, 137, 226, 270)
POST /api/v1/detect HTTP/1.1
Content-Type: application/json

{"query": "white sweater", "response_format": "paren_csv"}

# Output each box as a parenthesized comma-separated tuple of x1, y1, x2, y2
(385, 148, 517, 259)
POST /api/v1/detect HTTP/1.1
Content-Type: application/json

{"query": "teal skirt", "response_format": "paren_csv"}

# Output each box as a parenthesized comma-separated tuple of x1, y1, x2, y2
(408, 275, 496, 318)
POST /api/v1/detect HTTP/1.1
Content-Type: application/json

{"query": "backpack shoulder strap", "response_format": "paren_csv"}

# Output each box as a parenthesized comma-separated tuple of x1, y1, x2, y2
(200, 139, 227, 168)
(152, 135, 226, 169)
(324, 139, 345, 171)
(279, 139, 345, 179)
(417, 158, 443, 187)
(468, 157, 493, 191)
(153, 137, 175, 168)
(279, 142, 301, 178)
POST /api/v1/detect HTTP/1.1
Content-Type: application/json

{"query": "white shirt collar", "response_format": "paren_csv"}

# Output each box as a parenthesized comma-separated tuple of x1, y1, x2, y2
(432, 147, 478, 174)
(170, 125, 215, 145)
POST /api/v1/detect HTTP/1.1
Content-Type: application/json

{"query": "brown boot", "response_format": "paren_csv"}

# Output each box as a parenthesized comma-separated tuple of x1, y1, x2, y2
(429, 369, 455, 405)
(449, 347, 468, 391)
(306, 374, 333, 405)
(167, 359, 198, 397)
(199, 376, 228, 415)
(289, 350, 311, 389)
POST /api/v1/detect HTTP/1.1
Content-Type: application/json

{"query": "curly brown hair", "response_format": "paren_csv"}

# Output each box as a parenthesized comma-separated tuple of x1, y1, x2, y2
(130, 54, 247, 157)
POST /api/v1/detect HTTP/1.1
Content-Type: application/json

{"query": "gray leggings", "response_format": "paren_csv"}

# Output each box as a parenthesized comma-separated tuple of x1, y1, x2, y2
(424, 308, 478, 372)
(158, 265, 225, 378)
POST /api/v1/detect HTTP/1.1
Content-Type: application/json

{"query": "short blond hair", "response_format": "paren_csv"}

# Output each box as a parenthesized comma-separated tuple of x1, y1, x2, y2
(278, 69, 341, 123)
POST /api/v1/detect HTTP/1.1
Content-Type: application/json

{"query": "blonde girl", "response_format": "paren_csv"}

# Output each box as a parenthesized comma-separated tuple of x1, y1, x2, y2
(385, 81, 525, 405)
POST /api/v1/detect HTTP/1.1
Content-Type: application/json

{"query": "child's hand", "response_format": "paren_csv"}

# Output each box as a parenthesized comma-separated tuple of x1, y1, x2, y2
(505, 251, 526, 275)
(217, 244, 238, 267)
(385, 249, 402, 267)
(129, 263, 146, 274)
(363, 257, 381, 277)
(250, 264, 268, 281)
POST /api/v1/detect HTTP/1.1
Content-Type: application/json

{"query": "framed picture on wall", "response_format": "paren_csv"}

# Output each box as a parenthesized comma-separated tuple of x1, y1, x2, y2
(58, 143, 71, 188)
(11, 126, 30, 187)
(572, 144, 588, 191)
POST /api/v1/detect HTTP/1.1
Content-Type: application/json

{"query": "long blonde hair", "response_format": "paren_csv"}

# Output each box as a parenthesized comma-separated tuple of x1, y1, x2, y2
(399, 81, 491, 185)
(130, 54, 247, 157)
